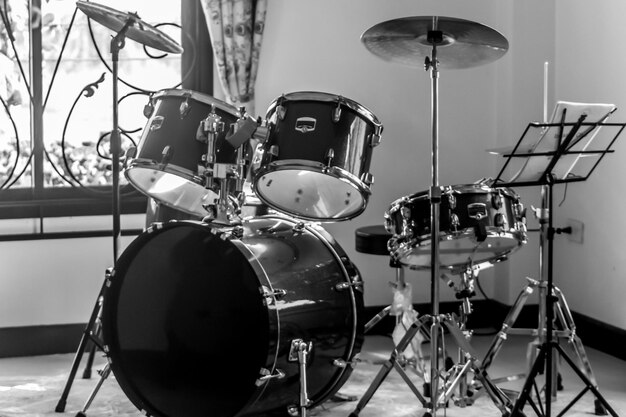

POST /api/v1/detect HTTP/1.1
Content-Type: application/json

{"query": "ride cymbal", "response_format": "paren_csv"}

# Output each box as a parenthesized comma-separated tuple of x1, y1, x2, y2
(361, 16, 508, 69)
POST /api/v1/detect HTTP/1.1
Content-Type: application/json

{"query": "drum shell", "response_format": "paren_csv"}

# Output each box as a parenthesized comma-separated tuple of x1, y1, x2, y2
(262, 92, 379, 178)
(102, 216, 363, 417)
(386, 186, 522, 237)
(385, 184, 526, 269)
(252, 91, 382, 221)
(125, 89, 241, 215)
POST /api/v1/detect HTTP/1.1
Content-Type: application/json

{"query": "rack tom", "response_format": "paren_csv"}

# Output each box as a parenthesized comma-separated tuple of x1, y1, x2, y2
(252, 91, 382, 222)
(125, 89, 242, 216)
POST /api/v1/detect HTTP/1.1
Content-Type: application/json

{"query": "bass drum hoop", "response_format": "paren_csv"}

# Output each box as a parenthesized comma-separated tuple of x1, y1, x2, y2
(101, 221, 272, 417)
(101, 217, 362, 417)
(246, 215, 364, 408)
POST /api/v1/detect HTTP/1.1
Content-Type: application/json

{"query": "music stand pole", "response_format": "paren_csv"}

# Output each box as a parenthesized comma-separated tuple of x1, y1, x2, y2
(494, 116, 621, 417)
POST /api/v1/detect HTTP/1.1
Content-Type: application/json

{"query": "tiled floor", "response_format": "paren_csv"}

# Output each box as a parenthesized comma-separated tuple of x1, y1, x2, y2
(0, 333, 624, 416)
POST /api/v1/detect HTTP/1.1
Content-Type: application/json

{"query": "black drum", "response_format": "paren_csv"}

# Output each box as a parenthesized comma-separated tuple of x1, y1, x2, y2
(252, 91, 383, 222)
(125, 89, 242, 216)
(385, 184, 527, 269)
(102, 216, 363, 417)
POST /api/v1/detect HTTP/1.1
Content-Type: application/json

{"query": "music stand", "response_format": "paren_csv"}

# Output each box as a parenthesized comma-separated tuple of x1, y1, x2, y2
(491, 105, 625, 417)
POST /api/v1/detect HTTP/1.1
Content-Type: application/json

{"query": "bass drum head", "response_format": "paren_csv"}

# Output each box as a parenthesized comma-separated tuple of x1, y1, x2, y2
(102, 222, 270, 417)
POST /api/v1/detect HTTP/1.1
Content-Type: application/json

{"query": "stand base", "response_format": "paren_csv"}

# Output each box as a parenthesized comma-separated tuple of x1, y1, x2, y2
(511, 342, 618, 417)
(351, 313, 514, 417)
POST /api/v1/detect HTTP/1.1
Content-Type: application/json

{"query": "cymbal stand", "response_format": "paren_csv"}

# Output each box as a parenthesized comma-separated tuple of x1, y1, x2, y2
(55, 18, 134, 416)
(349, 316, 431, 417)
(424, 24, 444, 417)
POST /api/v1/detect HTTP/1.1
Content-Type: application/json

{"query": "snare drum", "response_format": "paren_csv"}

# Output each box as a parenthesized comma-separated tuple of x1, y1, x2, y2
(125, 89, 242, 216)
(102, 216, 363, 417)
(252, 91, 383, 221)
(385, 184, 527, 269)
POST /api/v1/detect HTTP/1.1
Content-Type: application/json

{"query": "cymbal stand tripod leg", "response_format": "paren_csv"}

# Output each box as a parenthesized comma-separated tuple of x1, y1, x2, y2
(349, 316, 431, 417)
(55, 277, 107, 413)
(480, 278, 537, 375)
(75, 363, 112, 417)
(81, 337, 100, 379)
(433, 268, 513, 413)
(552, 286, 607, 415)
(439, 268, 477, 406)
(438, 318, 513, 415)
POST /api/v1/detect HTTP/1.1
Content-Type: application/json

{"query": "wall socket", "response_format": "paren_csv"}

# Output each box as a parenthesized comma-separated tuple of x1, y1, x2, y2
(565, 218, 584, 244)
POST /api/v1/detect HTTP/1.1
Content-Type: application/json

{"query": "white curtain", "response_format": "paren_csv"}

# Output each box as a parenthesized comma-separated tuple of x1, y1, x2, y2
(200, 0, 267, 115)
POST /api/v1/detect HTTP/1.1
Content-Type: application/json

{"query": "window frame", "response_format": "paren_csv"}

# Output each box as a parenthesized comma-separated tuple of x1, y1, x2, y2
(0, 0, 213, 222)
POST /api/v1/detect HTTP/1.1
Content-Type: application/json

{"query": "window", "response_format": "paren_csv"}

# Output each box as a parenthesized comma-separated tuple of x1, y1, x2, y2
(0, 0, 212, 222)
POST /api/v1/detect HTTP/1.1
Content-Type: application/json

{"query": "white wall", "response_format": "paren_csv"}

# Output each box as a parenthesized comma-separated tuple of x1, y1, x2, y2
(2, 0, 625, 332)
(0, 216, 142, 327)
(549, 0, 626, 329)
(255, 0, 513, 307)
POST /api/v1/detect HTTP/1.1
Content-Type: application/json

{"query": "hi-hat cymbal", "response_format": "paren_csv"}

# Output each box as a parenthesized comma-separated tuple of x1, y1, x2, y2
(361, 16, 508, 69)
(76, 1, 183, 54)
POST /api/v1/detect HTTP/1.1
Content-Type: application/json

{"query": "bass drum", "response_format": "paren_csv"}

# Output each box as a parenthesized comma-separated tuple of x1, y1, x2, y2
(102, 216, 363, 417)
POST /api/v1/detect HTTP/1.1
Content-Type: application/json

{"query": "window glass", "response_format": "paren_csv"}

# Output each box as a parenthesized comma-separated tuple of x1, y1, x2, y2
(0, 0, 182, 189)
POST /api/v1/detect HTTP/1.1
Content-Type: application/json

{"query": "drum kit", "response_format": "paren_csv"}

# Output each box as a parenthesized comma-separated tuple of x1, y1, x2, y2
(55, 4, 619, 417)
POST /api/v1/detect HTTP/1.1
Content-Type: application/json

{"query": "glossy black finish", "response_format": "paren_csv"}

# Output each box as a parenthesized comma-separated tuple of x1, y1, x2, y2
(355, 225, 391, 256)
(132, 89, 240, 177)
(386, 186, 520, 238)
(262, 93, 378, 172)
(252, 92, 382, 221)
(102, 216, 363, 417)
(385, 185, 527, 268)
(125, 89, 242, 215)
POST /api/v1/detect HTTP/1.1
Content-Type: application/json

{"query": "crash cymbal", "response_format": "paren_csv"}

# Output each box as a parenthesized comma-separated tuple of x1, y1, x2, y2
(361, 16, 508, 69)
(76, 0, 183, 54)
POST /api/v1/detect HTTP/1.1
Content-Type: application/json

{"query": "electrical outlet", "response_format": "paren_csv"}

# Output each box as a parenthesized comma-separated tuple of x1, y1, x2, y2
(565, 218, 584, 244)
